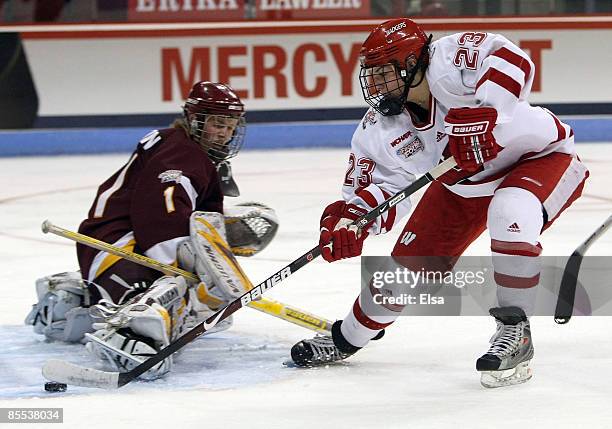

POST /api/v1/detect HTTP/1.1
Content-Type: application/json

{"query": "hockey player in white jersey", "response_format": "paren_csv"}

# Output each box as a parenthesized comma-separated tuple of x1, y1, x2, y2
(291, 18, 588, 387)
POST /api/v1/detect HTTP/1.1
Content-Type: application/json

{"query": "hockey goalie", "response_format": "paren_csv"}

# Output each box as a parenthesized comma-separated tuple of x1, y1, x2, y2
(25, 82, 278, 379)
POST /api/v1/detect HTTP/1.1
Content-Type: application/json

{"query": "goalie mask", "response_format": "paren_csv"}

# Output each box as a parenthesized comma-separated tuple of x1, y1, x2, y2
(183, 81, 246, 163)
(359, 18, 432, 116)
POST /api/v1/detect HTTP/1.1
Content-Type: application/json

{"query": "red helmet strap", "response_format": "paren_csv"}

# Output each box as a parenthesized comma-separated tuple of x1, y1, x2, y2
(405, 34, 432, 89)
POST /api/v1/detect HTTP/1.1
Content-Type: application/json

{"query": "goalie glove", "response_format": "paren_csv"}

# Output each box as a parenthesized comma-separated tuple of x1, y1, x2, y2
(224, 202, 279, 257)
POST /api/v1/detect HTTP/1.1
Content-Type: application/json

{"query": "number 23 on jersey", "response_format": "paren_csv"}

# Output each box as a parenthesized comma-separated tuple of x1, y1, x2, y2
(344, 153, 376, 188)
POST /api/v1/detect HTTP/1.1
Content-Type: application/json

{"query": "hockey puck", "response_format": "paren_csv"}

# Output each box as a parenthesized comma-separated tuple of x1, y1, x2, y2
(44, 382, 67, 392)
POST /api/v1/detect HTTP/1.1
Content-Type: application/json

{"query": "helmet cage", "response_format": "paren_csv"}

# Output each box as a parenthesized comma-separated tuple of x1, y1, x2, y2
(187, 112, 246, 163)
(359, 34, 432, 116)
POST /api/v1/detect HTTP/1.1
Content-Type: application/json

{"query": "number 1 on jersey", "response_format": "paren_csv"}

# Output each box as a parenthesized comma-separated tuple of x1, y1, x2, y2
(163, 186, 176, 213)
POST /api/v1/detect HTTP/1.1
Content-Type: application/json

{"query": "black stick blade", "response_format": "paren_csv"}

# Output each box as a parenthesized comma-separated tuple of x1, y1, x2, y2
(554, 253, 583, 324)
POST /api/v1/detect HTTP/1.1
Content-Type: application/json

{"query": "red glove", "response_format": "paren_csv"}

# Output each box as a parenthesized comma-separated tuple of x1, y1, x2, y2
(319, 201, 370, 263)
(444, 107, 500, 172)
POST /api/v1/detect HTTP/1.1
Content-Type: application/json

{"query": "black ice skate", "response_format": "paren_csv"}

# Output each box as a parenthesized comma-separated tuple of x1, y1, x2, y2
(291, 321, 365, 367)
(477, 306, 534, 388)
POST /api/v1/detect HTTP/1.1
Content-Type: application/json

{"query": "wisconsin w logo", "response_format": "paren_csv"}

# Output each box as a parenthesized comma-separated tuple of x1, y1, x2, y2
(400, 231, 417, 246)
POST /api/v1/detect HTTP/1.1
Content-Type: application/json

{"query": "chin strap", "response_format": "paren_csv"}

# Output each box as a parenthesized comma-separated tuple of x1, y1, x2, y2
(378, 80, 411, 116)
(378, 34, 432, 117)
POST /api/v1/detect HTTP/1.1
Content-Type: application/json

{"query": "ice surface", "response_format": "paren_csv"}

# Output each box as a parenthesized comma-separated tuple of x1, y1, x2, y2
(1, 145, 611, 428)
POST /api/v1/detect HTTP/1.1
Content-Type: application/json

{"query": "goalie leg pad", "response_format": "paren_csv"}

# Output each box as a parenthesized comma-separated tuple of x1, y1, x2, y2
(86, 328, 171, 380)
(86, 276, 191, 379)
(177, 240, 227, 310)
(187, 211, 255, 300)
(25, 272, 93, 342)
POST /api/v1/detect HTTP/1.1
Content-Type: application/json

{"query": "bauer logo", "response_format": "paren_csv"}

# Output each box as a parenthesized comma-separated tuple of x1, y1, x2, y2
(347, 207, 364, 216)
(241, 267, 292, 306)
(451, 122, 487, 135)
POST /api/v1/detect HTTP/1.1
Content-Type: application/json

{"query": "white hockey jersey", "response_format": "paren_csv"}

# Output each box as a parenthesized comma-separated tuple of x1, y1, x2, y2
(343, 32, 578, 235)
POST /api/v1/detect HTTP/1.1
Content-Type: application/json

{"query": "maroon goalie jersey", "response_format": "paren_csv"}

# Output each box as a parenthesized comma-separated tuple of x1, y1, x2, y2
(77, 127, 223, 283)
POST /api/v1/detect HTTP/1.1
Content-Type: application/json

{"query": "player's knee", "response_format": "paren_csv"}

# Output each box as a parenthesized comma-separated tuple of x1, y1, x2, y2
(487, 187, 543, 242)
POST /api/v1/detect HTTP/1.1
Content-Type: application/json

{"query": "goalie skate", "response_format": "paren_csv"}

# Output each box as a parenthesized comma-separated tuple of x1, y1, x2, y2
(85, 328, 168, 380)
(85, 276, 192, 380)
(477, 306, 534, 388)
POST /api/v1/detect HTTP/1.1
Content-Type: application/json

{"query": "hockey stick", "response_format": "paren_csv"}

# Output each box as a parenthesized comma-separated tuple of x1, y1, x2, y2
(554, 213, 612, 324)
(42, 157, 457, 389)
(41, 221, 332, 334)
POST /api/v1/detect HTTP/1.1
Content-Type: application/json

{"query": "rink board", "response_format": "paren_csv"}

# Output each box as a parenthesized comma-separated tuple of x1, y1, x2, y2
(0, 116, 611, 156)
(1, 16, 610, 126)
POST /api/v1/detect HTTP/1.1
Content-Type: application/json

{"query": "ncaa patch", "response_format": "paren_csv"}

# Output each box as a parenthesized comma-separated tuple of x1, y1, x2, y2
(396, 137, 425, 159)
(158, 169, 183, 183)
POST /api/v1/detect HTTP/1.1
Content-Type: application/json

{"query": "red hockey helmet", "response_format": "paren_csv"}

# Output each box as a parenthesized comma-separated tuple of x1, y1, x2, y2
(359, 18, 431, 116)
(183, 81, 246, 163)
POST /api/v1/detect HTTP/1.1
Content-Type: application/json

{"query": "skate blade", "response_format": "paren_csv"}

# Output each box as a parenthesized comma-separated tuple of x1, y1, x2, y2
(282, 360, 302, 368)
(282, 359, 351, 369)
(480, 361, 532, 388)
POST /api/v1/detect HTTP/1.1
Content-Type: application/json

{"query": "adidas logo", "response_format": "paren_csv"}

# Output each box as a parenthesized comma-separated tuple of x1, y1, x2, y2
(436, 131, 446, 142)
(507, 222, 521, 233)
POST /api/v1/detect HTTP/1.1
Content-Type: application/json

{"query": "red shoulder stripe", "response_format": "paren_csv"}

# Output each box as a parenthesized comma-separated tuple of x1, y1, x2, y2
(476, 67, 522, 98)
(491, 47, 532, 81)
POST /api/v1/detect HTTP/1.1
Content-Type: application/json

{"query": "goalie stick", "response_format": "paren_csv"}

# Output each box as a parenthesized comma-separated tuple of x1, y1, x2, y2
(42, 157, 457, 389)
(554, 213, 612, 324)
(41, 221, 332, 334)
